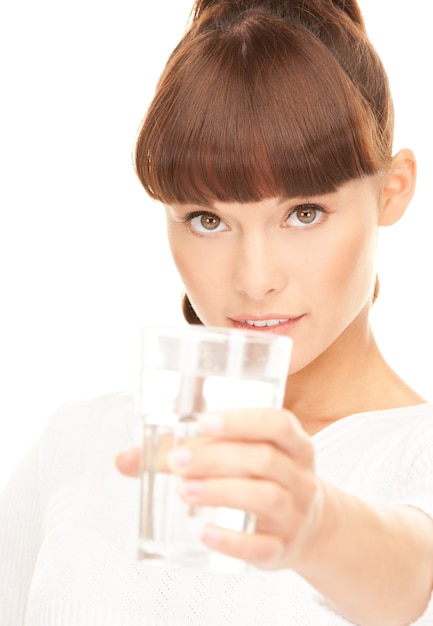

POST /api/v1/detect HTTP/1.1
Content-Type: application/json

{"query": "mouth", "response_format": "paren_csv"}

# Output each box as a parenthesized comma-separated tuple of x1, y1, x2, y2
(230, 315, 304, 333)
(241, 318, 289, 328)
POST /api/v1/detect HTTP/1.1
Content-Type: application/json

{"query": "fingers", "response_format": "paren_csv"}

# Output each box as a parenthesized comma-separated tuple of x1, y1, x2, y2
(199, 408, 313, 467)
(167, 440, 296, 488)
(116, 438, 296, 488)
(115, 430, 195, 476)
(196, 473, 322, 570)
(201, 524, 285, 570)
(177, 408, 315, 485)
(116, 409, 314, 485)
(114, 410, 320, 570)
(179, 474, 318, 533)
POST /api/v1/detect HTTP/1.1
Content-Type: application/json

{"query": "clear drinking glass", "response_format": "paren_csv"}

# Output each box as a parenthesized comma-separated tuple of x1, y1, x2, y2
(136, 325, 292, 571)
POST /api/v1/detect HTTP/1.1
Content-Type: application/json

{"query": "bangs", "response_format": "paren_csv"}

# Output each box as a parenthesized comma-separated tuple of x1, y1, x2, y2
(135, 12, 389, 205)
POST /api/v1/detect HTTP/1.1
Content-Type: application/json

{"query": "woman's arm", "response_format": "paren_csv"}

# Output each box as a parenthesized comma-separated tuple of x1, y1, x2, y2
(289, 482, 433, 626)
(0, 445, 42, 626)
(117, 407, 433, 626)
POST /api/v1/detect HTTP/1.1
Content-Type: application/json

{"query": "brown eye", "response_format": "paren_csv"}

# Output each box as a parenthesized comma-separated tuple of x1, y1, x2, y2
(285, 203, 325, 228)
(187, 211, 228, 234)
(296, 205, 318, 224)
(200, 213, 221, 230)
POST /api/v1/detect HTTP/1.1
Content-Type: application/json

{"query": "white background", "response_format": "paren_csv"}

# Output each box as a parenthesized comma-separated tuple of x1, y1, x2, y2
(0, 1, 431, 491)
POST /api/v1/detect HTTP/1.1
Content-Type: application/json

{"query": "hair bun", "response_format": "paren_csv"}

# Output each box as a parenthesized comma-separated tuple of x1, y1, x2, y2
(330, 0, 364, 28)
(191, 0, 365, 30)
(191, 0, 223, 20)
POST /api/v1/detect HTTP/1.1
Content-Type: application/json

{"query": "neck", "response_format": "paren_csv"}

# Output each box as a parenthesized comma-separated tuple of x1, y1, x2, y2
(284, 314, 425, 436)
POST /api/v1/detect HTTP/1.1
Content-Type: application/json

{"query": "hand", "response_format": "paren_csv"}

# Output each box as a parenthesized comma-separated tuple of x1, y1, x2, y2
(116, 408, 323, 571)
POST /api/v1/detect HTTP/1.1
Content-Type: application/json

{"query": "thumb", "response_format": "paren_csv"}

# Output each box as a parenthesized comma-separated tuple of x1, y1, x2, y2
(115, 447, 140, 477)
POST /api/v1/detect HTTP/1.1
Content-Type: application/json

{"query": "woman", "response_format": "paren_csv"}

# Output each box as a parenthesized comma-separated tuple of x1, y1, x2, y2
(1, 0, 432, 624)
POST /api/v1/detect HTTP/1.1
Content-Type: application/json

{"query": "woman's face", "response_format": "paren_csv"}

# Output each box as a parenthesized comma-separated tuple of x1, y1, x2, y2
(164, 177, 381, 375)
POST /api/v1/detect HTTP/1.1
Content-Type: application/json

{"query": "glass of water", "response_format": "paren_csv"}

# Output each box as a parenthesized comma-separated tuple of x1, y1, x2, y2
(136, 325, 292, 571)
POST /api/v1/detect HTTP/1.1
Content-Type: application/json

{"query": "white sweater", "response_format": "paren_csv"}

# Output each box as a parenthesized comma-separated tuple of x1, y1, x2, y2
(1, 392, 433, 625)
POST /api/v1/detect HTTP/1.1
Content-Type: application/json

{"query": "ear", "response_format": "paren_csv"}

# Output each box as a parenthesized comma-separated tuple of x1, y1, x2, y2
(378, 148, 417, 226)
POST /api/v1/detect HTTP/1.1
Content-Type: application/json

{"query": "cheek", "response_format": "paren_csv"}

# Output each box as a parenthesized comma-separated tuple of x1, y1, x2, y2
(316, 225, 377, 306)
(169, 240, 223, 301)
(170, 245, 192, 279)
(170, 248, 225, 325)
(167, 227, 194, 278)
(170, 247, 200, 294)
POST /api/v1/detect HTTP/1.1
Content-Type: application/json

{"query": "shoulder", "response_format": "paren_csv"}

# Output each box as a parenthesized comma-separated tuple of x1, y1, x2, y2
(315, 404, 433, 504)
(319, 403, 433, 460)
(42, 390, 136, 440)
(37, 391, 137, 481)
(314, 403, 433, 451)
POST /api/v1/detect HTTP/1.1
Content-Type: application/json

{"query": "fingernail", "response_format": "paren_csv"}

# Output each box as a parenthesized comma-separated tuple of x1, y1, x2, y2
(198, 413, 224, 435)
(202, 525, 221, 546)
(166, 447, 191, 470)
(180, 480, 202, 500)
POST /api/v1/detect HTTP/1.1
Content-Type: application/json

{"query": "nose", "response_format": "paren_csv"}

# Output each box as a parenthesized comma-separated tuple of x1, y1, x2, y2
(233, 233, 287, 300)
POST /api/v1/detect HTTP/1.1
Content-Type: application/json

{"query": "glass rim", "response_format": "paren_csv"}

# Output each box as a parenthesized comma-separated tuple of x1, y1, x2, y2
(141, 324, 293, 347)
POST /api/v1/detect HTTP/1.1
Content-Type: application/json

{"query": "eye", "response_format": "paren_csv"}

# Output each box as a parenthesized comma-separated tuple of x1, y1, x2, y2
(187, 211, 228, 234)
(285, 204, 325, 228)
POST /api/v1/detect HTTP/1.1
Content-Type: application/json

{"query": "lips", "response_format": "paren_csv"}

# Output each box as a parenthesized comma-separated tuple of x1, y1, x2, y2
(241, 318, 289, 328)
(230, 315, 304, 333)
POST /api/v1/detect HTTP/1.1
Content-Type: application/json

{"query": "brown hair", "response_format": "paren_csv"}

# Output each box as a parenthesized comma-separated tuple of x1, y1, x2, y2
(134, 0, 394, 323)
